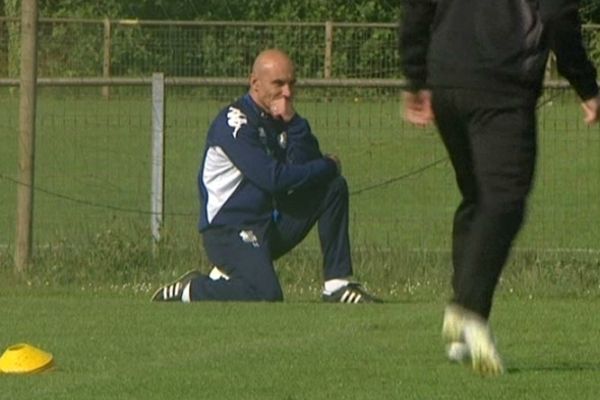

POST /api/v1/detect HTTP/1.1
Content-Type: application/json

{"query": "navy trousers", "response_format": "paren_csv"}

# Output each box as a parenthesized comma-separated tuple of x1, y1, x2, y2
(190, 176, 352, 301)
(432, 88, 537, 319)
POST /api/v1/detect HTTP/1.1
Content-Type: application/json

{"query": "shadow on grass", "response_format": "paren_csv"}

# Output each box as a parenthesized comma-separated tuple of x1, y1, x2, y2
(507, 362, 600, 374)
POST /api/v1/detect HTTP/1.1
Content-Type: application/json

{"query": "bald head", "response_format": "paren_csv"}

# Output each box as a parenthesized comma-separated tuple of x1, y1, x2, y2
(252, 49, 294, 78)
(249, 49, 297, 116)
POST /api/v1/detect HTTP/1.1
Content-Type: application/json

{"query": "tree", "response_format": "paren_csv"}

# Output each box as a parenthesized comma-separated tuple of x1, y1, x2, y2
(32, 0, 400, 22)
(3, 0, 19, 78)
(581, 0, 600, 23)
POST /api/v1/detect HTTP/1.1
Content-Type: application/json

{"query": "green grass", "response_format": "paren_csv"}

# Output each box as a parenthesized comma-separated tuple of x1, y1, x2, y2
(2, 86, 600, 299)
(2, 55, 600, 400)
(2, 87, 600, 251)
(1, 86, 599, 398)
(1, 289, 599, 399)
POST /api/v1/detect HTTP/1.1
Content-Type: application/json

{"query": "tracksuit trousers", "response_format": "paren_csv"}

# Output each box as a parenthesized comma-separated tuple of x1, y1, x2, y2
(189, 175, 353, 301)
(432, 88, 538, 319)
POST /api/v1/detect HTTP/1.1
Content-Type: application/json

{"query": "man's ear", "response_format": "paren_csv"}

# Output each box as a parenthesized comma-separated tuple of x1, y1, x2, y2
(249, 74, 259, 92)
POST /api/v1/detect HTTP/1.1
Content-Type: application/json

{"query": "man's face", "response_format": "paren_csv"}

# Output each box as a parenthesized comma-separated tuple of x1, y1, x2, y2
(250, 56, 296, 115)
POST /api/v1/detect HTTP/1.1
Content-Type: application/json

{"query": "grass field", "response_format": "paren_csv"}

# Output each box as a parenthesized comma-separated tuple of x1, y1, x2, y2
(1, 86, 600, 292)
(1, 286, 599, 399)
(1, 86, 600, 398)
(2, 86, 600, 251)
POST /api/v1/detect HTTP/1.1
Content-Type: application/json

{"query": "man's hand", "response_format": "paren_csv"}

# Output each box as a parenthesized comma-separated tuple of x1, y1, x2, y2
(402, 90, 434, 127)
(581, 94, 600, 125)
(270, 97, 296, 122)
(325, 154, 342, 175)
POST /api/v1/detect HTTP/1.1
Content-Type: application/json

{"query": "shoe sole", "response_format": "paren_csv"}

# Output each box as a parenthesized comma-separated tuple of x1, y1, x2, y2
(322, 294, 383, 304)
(321, 288, 383, 304)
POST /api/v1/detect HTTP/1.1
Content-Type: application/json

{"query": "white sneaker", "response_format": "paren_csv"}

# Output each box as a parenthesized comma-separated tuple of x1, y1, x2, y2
(442, 304, 466, 343)
(441, 304, 504, 376)
(442, 305, 469, 363)
(446, 341, 470, 363)
(463, 317, 504, 376)
(151, 270, 202, 302)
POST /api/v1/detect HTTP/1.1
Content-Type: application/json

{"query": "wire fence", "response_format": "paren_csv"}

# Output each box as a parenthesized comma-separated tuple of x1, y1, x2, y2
(1, 18, 600, 260)
(2, 17, 599, 80)
(0, 18, 402, 80)
(1, 82, 600, 259)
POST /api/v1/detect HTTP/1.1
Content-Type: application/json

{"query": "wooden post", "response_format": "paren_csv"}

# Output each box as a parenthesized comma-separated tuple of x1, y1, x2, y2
(324, 21, 333, 79)
(102, 17, 111, 98)
(15, 0, 38, 272)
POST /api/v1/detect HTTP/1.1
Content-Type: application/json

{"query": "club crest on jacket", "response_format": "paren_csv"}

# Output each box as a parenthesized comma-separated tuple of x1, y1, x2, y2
(227, 107, 248, 138)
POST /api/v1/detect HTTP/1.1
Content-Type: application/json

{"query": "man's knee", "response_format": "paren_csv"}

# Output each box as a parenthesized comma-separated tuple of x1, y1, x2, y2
(327, 175, 349, 198)
(259, 288, 284, 302)
(479, 194, 527, 235)
(242, 271, 284, 301)
(479, 173, 533, 215)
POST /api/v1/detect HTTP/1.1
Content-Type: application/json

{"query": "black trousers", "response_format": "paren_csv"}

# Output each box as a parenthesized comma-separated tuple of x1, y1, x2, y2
(432, 88, 537, 319)
(190, 175, 352, 301)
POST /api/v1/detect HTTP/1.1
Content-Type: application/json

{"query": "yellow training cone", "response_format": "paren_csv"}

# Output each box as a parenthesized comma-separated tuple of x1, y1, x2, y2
(0, 343, 54, 374)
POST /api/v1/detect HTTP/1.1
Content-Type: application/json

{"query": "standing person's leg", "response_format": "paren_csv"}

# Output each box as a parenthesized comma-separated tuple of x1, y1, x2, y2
(460, 102, 537, 319)
(433, 89, 536, 318)
(431, 88, 498, 372)
(432, 88, 537, 375)
(459, 98, 536, 376)
(431, 89, 479, 307)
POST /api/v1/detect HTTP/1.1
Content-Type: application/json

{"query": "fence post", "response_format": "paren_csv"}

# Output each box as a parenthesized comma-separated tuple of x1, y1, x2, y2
(324, 21, 333, 79)
(102, 17, 111, 98)
(151, 73, 165, 252)
(15, 0, 38, 272)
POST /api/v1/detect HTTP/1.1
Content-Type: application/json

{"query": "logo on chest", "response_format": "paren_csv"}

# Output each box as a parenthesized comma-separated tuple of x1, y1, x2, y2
(227, 107, 248, 138)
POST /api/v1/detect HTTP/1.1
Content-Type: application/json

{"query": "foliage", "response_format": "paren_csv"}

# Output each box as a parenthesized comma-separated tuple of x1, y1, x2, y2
(55, 0, 402, 22)
(39, 0, 126, 19)
(14, 20, 402, 79)
(5, 1, 600, 79)
(581, 0, 600, 23)
(0, 1, 403, 79)
(1, 0, 19, 77)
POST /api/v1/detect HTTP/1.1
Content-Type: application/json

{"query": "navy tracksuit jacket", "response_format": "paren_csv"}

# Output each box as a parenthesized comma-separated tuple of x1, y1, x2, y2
(192, 94, 352, 301)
